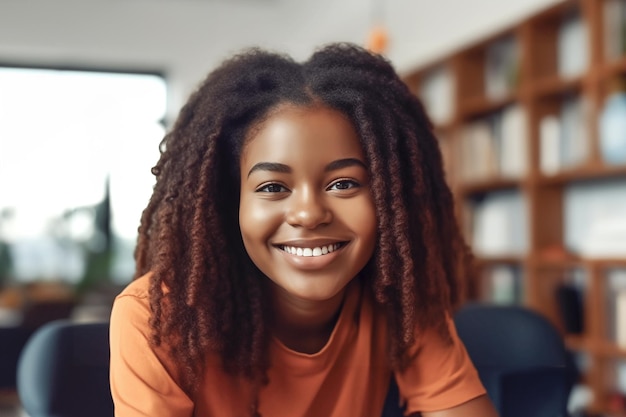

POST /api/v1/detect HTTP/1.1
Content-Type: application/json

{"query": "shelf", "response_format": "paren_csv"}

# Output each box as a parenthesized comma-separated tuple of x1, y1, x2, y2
(567, 335, 626, 358)
(431, 121, 456, 134)
(596, 342, 626, 358)
(532, 255, 626, 269)
(474, 255, 526, 265)
(565, 334, 591, 351)
(459, 92, 518, 118)
(405, 1, 626, 414)
(458, 177, 523, 195)
(586, 258, 626, 268)
(600, 55, 626, 78)
(537, 164, 626, 185)
(567, 337, 626, 358)
(531, 74, 584, 97)
(533, 256, 585, 268)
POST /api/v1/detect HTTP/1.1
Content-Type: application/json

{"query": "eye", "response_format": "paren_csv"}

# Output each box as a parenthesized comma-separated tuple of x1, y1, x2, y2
(327, 179, 360, 191)
(256, 183, 289, 193)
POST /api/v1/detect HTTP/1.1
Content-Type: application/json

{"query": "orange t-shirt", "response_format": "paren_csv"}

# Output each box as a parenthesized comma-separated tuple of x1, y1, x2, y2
(109, 275, 485, 417)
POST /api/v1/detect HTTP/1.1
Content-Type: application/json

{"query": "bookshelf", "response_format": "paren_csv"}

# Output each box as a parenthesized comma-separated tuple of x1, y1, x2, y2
(404, 0, 626, 414)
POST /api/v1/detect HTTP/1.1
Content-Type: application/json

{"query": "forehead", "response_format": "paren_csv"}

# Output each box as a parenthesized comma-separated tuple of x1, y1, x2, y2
(240, 105, 364, 166)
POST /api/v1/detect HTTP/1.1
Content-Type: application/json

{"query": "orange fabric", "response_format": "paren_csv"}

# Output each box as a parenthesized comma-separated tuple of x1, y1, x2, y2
(110, 274, 485, 417)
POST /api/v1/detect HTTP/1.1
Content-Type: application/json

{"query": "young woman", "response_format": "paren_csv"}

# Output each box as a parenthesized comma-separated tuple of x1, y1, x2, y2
(109, 43, 499, 417)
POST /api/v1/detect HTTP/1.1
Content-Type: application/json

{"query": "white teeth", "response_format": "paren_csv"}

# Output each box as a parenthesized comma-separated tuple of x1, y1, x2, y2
(281, 243, 341, 257)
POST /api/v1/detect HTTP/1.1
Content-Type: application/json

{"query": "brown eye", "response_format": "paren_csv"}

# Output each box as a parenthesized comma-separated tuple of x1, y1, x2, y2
(327, 180, 359, 191)
(257, 183, 289, 193)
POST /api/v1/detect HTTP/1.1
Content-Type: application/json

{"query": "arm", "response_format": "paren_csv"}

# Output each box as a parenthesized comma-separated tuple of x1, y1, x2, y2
(420, 394, 499, 417)
(395, 317, 492, 416)
(110, 289, 194, 417)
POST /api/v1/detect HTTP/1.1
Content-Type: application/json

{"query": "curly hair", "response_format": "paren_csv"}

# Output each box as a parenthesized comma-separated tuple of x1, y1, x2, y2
(134, 42, 474, 402)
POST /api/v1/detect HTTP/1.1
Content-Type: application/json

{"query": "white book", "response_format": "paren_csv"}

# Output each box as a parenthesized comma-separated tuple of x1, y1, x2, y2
(500, 105, 528, 178)
(558, 13, 589, 77)
(564, 180, 626, 256)
(462, 121, 496, 181)
(540, 115, 562, 175)
(489, 265, 519, 304)
(616, 290, 626, 348)
(420, 66, 454, 125)
(604, 0, 625, 60)
(560, 95, 590, 168)
(485, 36, 518, 99)
(472, 191, 528, 256)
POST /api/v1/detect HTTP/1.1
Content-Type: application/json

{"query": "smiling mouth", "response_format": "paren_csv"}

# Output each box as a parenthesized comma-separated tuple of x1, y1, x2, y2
(278, 242, 347, 257)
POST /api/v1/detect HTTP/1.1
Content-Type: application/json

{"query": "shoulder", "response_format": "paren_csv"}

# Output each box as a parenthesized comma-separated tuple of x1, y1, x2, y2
(110, 273, 153, 332)
(116, 272, 152, 301)
(394, 316, 486, 414)
(109, 273, 194, 415)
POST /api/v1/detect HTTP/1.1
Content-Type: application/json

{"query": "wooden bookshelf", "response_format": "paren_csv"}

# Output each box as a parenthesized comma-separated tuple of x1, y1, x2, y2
(404, 0, 626, 414)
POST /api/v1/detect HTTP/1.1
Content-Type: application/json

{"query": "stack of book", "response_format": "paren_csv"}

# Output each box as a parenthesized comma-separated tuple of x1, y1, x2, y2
(469, 190, 528, 257)
(461, 105, 527, 181)
(539, 94, 591, 175)
(485, 35, 519, 99)
(604, 0, 626, 60)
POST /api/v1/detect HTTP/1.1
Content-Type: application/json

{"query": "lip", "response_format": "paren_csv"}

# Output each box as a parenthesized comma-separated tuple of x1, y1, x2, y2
(272, 239, 349, 270)
(273, 238, 347, 247)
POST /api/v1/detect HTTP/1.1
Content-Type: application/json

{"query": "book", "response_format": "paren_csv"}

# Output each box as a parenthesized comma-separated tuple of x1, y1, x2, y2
(606, 269, 626, 347)
(485, 35, 519, 99)
(558, 11, 589, 77)
(420, 66, 454, 126)
(604, 0, 626, 60)
(560, 94, 590, 169)
(556, 282, 584, 334)
(617, 290, 626, 348)
(564, 179, 626, 256)
(471, 190, 528, 257)
(539, 115, 562, 175)
(461, 120, 498, 181)
(482, 264, 523, 304)
(499, 105, 528, 179)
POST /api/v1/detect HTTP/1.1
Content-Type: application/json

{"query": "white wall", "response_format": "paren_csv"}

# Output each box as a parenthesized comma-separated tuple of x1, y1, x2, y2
(0, 0, 562, 120)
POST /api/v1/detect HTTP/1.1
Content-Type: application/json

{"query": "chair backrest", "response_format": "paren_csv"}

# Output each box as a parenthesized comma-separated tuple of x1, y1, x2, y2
(454, 302, 573, 417)
(17, 320, 113, 417)
(0, 326, 32, 390)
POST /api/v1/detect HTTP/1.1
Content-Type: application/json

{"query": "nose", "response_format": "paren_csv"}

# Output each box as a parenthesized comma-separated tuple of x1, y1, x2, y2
(285, 187, 332, 229)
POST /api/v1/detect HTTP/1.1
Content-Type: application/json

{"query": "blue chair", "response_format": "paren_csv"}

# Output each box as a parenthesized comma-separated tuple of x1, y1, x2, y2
(15, 310, 573, 417)
(381, 377, 403, 417)
(454, 303, 575, 417)
(17, 320, 113, 417)
(0, 326, 32, 390)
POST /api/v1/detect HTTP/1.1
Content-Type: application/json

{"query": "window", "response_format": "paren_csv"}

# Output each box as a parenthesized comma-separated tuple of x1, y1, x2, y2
(0, 67, 166, 287)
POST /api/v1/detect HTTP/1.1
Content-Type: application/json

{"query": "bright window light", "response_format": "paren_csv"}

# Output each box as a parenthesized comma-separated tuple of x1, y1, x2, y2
(0, 67, 166, 284)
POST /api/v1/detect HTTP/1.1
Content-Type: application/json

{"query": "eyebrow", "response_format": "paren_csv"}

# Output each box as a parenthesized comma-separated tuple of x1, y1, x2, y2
(247, 158, 367, 178)
(324, 158, 368, 172)
(247, 162, 291, 178)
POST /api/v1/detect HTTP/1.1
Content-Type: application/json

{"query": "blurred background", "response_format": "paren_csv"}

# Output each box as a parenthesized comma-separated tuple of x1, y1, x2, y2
(1, 0, 625, 416)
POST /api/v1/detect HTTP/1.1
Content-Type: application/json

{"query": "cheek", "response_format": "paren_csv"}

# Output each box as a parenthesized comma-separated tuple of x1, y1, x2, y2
(239, 197, 281, 245)
(343, 196, 378, 251)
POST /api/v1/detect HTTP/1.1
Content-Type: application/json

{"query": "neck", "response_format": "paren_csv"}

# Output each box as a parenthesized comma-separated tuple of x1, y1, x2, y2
(267, 283, 348, 354)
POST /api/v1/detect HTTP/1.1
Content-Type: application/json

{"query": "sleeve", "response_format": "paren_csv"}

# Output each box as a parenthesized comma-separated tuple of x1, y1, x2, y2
(109, 293, 194, 417)
(393, 316, 486, 414)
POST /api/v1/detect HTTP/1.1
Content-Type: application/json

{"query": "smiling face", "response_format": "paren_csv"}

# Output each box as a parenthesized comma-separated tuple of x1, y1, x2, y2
(239, 104, 377, 307)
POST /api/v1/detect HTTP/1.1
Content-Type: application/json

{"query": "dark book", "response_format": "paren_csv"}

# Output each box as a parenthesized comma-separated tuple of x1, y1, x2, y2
(556, 284, 584, 334)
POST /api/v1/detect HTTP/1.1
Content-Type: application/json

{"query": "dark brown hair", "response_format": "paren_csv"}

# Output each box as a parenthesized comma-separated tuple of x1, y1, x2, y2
(134, 42, 473, 398)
